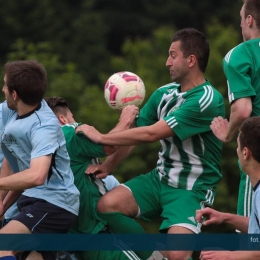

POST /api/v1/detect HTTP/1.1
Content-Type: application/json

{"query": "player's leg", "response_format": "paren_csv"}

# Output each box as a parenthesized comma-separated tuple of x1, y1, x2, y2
(10, 195, 76, 260)
(0, 220, 31, 257)
(159, 185, 215, 260)
(97, 170, 163, 260)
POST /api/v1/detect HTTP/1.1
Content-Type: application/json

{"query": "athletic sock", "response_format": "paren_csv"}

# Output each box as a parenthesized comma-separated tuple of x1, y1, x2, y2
(0, 256, 16, 260)
(98, 211, 155, 259)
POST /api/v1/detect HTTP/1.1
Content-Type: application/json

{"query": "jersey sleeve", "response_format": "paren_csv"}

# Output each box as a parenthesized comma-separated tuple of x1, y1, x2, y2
(164, 87, 224, 141)
(30, 119, 65, 158)
(135, 89, 161, 127)
(223, 44, 256, 104)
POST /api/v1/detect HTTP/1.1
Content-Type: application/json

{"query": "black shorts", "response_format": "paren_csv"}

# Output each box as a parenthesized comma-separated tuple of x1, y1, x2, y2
(14, 195, 77, 234)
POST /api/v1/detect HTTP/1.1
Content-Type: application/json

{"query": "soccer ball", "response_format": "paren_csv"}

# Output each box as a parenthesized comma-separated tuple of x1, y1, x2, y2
(104, 71, 146, 111)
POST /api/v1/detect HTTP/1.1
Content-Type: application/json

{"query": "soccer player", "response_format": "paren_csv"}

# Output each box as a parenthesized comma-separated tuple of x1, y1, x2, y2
(76, 28, 225, 260)
(197, 116, 260, 260)
(210, 0, 260, 218)
(45, 96, 145, 260)
(0, 60, 80, 260)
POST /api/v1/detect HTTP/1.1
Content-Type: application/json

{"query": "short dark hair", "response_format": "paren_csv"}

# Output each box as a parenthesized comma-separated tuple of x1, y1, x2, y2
(4, 60, 47, 105)
(171, 28, 210, 73)
(239, 116, 260, 163)
(243, 0, 260, 30)
(44, 96, 69, 116)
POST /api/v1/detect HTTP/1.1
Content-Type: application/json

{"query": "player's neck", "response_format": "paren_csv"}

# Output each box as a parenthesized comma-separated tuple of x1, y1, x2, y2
(180, 75, 206, 92)
(16, 101, 40, 117)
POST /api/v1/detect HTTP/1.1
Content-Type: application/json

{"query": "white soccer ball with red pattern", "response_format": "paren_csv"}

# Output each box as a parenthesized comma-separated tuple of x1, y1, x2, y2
(104, 71, 146, 111)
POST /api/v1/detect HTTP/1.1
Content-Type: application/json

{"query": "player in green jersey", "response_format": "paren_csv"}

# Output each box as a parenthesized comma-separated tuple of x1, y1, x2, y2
(45, 97, 144, 260)
(210, 0, 260, 218)
(76, 28, 225, 260)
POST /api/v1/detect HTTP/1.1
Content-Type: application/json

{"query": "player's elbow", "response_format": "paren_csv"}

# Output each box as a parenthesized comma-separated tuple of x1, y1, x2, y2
(103, 146, 118, 156)
(32, 172, 47, 186)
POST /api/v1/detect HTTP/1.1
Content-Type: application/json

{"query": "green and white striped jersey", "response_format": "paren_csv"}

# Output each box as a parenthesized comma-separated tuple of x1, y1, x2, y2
(223, 37, 260, 117)
(136, 81, 225, 190)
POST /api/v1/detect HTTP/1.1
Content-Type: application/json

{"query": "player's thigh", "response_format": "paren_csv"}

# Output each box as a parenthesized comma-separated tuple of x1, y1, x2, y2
(0, 219, 31, 234)
(124, 170, 162, 221)
(97, 184, 140, 217)
(160, 185, 214, 234)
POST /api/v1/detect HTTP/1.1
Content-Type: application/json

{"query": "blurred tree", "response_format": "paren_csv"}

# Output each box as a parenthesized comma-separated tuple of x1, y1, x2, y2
(0, 0, 242, 86)
(6, 39, 86, 114)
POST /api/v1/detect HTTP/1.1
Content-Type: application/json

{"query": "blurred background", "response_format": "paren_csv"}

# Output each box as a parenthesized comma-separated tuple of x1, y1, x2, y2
(0, 0, 243, 257)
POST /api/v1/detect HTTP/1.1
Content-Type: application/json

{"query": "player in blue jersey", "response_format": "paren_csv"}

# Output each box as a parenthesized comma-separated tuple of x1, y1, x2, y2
(197, 116, 260, 260)
(76, 28, 225, 260)
(0, 60, 80, 260)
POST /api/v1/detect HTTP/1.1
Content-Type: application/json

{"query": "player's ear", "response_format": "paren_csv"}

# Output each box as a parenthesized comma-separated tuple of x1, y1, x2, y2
(58, 114, 67, 125)
(187, 55, 196, 68)
(243, 147, 251, 160)
(247, 14, 254, 27)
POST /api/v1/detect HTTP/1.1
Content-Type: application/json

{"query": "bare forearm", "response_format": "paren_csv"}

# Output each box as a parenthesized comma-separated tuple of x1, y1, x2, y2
(103, 146, 135, 173)
(230, 251, 260, 259)
(3, 190, 22, 213)
(222, 213, 249, 233)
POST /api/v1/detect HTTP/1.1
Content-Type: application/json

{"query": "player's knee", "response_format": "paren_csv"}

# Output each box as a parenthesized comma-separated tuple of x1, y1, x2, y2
(97, 194, 120, 213)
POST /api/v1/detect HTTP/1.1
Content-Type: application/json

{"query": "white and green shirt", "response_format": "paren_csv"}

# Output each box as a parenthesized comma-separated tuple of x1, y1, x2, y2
(223, 38, 260, 116)
(136, 81, 225, 190)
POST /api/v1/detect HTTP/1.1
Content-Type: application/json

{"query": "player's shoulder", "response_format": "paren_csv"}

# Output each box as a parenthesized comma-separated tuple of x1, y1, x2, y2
(155, 82, 180, 95)
(185, 82, 224, 111)
(224, 39, 259, 63)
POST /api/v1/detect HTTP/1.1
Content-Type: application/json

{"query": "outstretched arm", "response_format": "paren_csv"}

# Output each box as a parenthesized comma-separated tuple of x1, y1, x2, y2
(196, 207, 249, 233)
(76, 119, 173, 146)
(200, 250, 260, 260)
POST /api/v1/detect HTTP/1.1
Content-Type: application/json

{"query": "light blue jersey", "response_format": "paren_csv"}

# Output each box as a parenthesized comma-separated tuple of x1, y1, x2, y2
(248, 181, 260, 233)
(0, 100, 80, 215)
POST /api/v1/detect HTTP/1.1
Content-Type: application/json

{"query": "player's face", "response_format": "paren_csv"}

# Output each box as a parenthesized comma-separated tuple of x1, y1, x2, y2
(2, 75, 16, 110)
(240, 4, 250, 41)
(166, 41, 190, 85)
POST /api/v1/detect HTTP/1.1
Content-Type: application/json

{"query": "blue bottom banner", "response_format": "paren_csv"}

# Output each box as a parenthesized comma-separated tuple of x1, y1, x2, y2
(0, 234, 260, 251)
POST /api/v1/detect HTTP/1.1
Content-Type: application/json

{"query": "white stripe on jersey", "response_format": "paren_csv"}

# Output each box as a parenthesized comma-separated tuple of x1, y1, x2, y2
(166, 117, 177, 128)
(199, 85, 214, 112)
(182, 138, 203, 190)
(224, 47, 235, 63)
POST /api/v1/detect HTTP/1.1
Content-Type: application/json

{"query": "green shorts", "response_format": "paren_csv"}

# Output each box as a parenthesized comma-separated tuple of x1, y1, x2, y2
(123, 169, 215, 234)
(237, 161, 253, 217)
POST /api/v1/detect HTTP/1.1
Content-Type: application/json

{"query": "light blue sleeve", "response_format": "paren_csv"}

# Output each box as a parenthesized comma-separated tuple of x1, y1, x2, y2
(103, 175, 120, 191)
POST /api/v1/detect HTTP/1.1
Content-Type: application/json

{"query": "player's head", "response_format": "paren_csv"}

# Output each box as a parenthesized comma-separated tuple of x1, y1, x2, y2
(45, 96, 75, 125)
(238, 117, 260, 167)
(3, 60, 47, 108)
(169, 28, 209, 73)
(241, 0, 260, 41)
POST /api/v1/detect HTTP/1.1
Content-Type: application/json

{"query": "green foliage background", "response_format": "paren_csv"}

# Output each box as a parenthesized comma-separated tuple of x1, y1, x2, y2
(0, 1, 245, 257)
